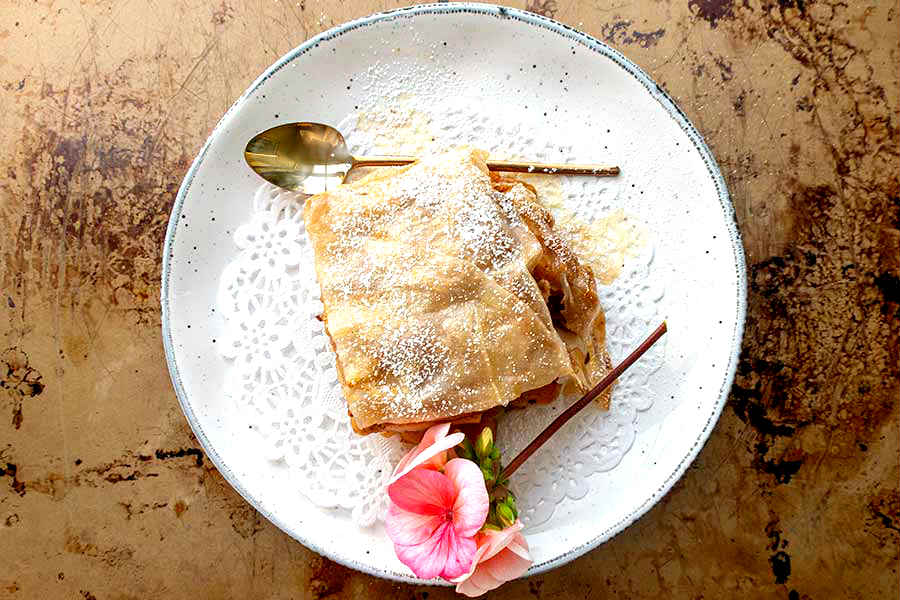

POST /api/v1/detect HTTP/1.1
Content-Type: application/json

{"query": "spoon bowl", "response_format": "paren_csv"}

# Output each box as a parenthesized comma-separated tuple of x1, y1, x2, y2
(244, 122, 355, 194)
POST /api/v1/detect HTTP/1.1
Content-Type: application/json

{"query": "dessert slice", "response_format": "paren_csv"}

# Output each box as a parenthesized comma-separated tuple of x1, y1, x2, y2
(304, 148, 610, 435)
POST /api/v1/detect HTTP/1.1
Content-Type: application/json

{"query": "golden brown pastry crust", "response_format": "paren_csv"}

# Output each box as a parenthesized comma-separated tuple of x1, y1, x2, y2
(304, 149, 611, 435)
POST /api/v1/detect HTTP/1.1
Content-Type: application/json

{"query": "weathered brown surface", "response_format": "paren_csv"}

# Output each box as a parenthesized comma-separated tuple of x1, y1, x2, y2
(0, 0, 897, 598)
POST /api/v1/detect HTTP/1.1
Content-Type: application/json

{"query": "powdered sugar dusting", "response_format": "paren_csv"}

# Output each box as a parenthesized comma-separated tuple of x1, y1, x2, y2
(451, 191, 515, 266)
(369, 323, 450, 415)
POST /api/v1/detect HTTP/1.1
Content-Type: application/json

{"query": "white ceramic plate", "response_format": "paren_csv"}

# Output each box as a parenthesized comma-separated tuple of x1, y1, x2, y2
(162, 3, 746, 583)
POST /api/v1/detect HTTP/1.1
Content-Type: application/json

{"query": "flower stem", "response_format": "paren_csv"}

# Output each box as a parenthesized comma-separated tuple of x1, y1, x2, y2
(499, 321, 668, 482)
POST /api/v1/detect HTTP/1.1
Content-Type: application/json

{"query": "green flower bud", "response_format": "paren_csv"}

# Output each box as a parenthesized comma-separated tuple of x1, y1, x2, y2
(475, 427, 493, 459)
(456, 438, 476, 461)
(481, 464, 495, 484)
(505, 493, 517, 516)
(496, 502, 516, 528)
(482, 522, 502, 531)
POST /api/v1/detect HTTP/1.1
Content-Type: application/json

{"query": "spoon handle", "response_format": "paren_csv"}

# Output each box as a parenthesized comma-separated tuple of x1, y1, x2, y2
(353, 156, 620, 176)
(352, 156, 418, 167)
(486, 159, 619, 176)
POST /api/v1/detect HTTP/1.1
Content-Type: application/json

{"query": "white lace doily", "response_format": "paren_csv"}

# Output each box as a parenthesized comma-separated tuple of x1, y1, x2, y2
(216, 185, 405, 527)
(217, 99, 664, 528)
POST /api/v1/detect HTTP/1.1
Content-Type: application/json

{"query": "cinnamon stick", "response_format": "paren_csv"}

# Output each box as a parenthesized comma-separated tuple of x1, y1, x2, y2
(499, 321, 668, 482)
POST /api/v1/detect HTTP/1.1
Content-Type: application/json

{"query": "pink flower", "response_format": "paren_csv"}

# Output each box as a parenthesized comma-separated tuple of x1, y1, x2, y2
(452, 519, 532, 597)
(386, 424, 489, 580)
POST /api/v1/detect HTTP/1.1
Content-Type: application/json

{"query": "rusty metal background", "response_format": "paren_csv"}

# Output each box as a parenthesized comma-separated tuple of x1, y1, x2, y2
(0, 1, 897, 598)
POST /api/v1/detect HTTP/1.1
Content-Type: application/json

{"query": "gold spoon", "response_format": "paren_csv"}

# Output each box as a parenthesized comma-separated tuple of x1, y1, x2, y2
(244, 122, 620, 194)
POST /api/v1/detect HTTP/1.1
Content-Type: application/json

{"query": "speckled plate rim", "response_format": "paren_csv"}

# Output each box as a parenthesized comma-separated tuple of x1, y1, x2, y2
(161, 2, 747, 584)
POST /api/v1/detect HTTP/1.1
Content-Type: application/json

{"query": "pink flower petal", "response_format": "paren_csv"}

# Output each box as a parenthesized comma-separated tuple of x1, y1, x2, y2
(388, 468, 456, 516)
(450, 536, 491, 584)
(443, 459, 489, 537)
(439, 526, 477, 580)
(385, 503, 444, 546)
(393, 520, 477, 581)
(389, 431, 465, 485)
(419, 422, 452, 451)
(452, 522, 532, 596)
(505, 537, 531, 562)
(392, 423, 451, 476)
(480, 542, 532, 582)
(394, 522, 453, 580)
(478, 520, 525, 562)
(455, 564, 500, 597)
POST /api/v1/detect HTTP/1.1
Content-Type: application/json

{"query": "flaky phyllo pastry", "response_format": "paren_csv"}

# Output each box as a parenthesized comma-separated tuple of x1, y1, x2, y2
(304, 148, 611, 435)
